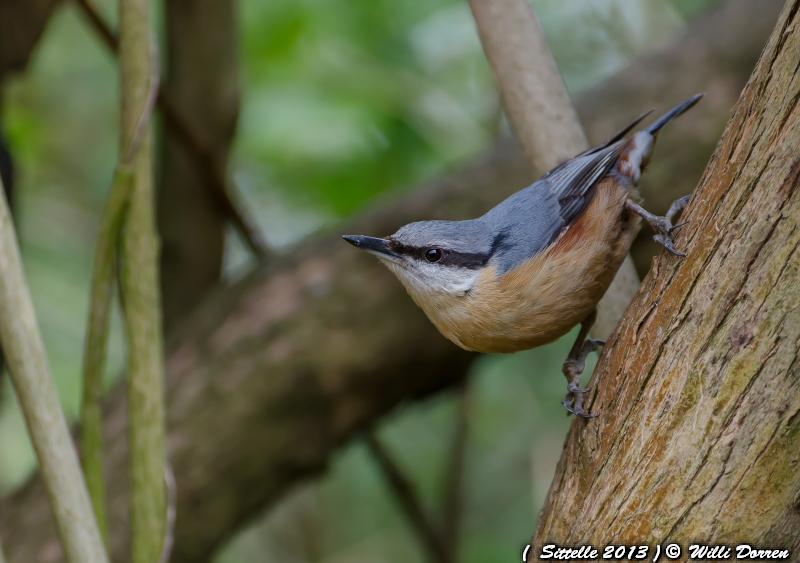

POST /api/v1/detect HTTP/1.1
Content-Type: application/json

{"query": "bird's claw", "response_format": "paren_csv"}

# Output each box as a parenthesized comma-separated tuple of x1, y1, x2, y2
(671, 220, 690, 232)
(626, 195, 691, 257)
(568, 381, 591, 394)
(562, 397, 599, 419)
(651, 215, 686, 256)
(561, 334, 604, 419)
(654, 233, 686, 257)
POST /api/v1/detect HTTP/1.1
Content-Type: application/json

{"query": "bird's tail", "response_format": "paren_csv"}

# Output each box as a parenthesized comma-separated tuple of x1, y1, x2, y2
(614, 94, 703, 183)
(646, 93, 704, 135)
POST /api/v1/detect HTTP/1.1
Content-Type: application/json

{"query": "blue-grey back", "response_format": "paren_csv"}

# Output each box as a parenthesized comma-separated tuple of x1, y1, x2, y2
(390, 139, 625, 276)
(480, 142, 623, 274)
(480, 182, 564, 274)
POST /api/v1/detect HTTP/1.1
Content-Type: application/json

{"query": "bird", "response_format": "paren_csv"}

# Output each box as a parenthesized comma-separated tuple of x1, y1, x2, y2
(343, 94, 702, 418)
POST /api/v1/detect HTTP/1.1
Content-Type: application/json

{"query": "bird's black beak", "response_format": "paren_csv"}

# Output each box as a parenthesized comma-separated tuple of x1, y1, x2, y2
(342, 235, 398, 258)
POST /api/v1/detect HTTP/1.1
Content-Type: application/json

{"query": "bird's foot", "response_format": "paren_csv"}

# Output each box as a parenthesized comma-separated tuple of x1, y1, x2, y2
(626, 195, 690, 257)
(561, 338, 604, 418)
(562, 395, 599, 419)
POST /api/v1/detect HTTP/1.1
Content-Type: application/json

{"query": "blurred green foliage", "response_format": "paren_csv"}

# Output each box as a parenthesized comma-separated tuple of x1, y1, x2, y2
(0, 0, 717, 561)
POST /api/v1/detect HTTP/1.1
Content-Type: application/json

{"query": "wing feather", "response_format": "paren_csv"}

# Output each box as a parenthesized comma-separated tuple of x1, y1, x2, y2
(544, 141, 624, 226)
(482, 112, 649, 273)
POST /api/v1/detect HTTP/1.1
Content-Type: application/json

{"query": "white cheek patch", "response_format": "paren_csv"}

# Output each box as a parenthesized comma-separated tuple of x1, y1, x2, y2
(416, 263, 479, 296)
(385, 261, 479, 297)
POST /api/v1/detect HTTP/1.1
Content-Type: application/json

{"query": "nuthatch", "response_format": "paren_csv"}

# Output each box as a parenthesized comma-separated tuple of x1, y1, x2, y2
(344, 94, 702, 417)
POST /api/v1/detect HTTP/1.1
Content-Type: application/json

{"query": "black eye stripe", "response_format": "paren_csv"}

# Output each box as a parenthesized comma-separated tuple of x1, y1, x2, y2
(388, 241, 490, 269)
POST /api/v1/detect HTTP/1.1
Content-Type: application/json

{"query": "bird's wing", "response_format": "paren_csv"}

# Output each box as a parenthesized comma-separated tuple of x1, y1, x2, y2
(483, 112, 653, 273)
(545, 109, 654, 225)
(543, 141, 624, 227)
(482, 141, 625, 274)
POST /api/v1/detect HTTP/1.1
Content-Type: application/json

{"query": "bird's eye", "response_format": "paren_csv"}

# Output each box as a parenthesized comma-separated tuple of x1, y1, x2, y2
(425, 248, 443, 263)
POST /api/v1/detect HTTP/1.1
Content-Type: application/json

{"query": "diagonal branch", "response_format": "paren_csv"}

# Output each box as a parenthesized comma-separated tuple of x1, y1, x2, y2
(0, 179, 108, 562)
(364, 433, 452, 563)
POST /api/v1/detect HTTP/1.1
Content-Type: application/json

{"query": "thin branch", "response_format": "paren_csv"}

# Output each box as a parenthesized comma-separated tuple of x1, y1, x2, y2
(79, 18, 160, 540)
(80, 167, 134, 542)
(73, 0, 269, 259)
(0, 182, 109, 563)
(364, 433, 452, 563)
(467, 0, 639, 339)
(441, 382, 470, 552)
(74, 0, 116, 51)
(118, 0, 167, 561)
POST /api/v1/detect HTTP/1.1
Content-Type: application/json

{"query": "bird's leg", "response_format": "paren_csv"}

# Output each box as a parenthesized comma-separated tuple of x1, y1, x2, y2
(561, 310, 603, 419)
(625, 195, 690, 256)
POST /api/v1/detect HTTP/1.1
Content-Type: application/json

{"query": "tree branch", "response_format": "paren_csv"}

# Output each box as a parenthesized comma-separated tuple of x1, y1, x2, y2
(0, 1, 783, 560)
(468, 0, 587, 169)
(532, 0, 800, 552)
(467, 0, 639, 339)
(0, 178, 108, 562)
(158, 0, 243, 330)
(80, 167, 133, 541)
(118, 0, 167, 560)
(364, 433, 451, 563)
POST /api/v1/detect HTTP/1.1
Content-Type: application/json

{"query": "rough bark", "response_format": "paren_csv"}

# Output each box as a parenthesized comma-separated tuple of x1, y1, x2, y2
(0, 1, 783, 561)
(158, 0, 240, 332)
(533, 0, 800, 553)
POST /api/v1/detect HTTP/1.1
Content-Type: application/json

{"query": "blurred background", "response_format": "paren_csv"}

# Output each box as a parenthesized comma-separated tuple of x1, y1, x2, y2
(0, 0, 751, 561)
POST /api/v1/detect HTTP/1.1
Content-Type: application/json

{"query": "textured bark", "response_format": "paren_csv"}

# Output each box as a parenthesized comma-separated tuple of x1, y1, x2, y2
(533, 0, 800, 553)
(0, 1, 783, 561)
(158, 0, 240, 331)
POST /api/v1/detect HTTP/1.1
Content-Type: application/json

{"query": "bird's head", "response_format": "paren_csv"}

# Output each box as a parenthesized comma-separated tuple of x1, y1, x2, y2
(343, 219, 495, 298)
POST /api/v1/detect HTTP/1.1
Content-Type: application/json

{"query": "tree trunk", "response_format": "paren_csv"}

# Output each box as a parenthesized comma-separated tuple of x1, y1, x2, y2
(0, 1, 783, 561)
(158, 0, 240, 332)
(533, 0, 800, 554)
